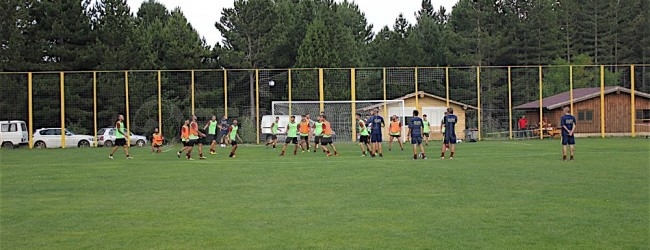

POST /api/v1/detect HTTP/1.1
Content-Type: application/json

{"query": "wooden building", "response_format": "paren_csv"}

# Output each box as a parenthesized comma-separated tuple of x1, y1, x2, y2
(359, 91, 477, 139)
(514, 87, 650, 135)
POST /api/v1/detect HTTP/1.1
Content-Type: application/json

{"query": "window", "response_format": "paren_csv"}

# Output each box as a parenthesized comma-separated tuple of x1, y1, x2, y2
(578, 110, 593, 122)
(1, 123, 18, 132)
(636, 109, 650, 123)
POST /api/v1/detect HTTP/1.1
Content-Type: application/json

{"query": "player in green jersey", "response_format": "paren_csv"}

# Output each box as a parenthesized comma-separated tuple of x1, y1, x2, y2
(422, 114, 431, 146)
(204, 115, 219, 154)
(280, 116, 299, 156)
(228, 119, 242, 158)
(265, 116, 280, 149)
(312, 116, 325, 153)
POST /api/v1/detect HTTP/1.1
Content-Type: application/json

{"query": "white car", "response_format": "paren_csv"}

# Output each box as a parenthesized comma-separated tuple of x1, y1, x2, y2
(97, 128, 148, 147)
(0, 120, 29, 148)
(33, 128, 94, 148)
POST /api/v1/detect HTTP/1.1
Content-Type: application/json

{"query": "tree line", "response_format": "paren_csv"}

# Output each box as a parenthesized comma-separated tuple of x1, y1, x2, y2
(0, 0, 648, 137)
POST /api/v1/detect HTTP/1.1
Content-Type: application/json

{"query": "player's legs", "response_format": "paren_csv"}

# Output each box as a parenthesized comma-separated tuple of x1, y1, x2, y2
(419, 143, 426, 159)
(110, 145, 119, 156)
(411, 142, 418, 159)
(293, 141, 299, 155)
(359, 139, 366, 156)
(388, 136, 393, 150)
(570, 145, 575, 160)
(279, 139, 290, 156)
(229, 141, 238, 157)
(210, 135, 217, 154)
(329, 142, 338, 156)
(198, 142, 206, 159)
(397, 135, 404, 150)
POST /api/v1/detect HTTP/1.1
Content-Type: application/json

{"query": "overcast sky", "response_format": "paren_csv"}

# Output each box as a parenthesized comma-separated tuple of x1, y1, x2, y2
(127, 0, 459, 46)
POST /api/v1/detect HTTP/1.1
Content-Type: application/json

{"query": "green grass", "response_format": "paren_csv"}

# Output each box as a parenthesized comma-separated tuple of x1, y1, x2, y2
(1, 138, 649, 249)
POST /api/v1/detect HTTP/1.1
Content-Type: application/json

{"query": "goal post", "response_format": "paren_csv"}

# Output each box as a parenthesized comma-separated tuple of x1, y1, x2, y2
(269, 100, 406, 143)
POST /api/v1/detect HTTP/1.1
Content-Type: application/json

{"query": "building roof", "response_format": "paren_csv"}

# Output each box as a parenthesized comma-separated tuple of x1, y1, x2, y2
(514, 86, 650, 110)
(358, 91, 478, 111)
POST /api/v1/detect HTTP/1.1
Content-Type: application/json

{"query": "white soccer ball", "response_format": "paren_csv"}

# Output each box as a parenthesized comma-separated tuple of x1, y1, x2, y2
(456, 139, 463, 143)
(268, 80, 275, 87)
(220, 144, 226, 148)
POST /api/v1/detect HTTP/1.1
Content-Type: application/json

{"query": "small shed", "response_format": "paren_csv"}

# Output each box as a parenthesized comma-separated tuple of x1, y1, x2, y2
(359, 91, 477, 139)
(514, 87, 650, 135)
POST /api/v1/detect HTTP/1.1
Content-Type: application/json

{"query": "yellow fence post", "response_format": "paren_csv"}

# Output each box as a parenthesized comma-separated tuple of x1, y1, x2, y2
(383, 68, 388, 119)
(476, 66, 481, 141)
(157, 70, 162, 134)
(288, 69, 292, 115)
(631, 65, 636, 138)
(255, 69, 260, 144)
(319, 68, 324, 112)
(569, 65, 574, 114)
(28, 72, 33, 149)
(124, 71, 130, 143)
(60, 72, 66, 148)
(224, 69, 228, 117)
(508, 66, 513, 140)
(93, 71, 98, 146)
(445, 67, 450, 107)
(351, 68, 356, 141)
(191, 70, 195, 115)
(538, 66, 543, 140)
(600, 65, 605, 138)
(415, 67, 419, 111)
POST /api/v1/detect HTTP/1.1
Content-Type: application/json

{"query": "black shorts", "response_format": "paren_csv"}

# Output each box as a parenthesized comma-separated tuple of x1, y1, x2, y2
(314, 136, 322, 144)
(390, 134, 401, 138)
(182, 141, 189, 147)
(300, 135, 309, 141)
(443, 134, 457, 145)
(231, 140, 237, 146)
(153, 143, 162, 148)
(320, 137, 333, 146)
(359, 135, 369, 143)
(269, 134, 278, 140)
(207, 134, 218, 142)
(187, 139, 197, 147)
(423, 133, 430, 137)
(219, 131, 229, 139)
(562, 135, 575, 145)
(115, 138, 127, 146)
(285, 137, 298, 144)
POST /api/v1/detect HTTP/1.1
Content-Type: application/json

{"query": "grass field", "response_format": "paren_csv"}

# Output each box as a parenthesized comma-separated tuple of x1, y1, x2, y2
(1, 138, 649, 249)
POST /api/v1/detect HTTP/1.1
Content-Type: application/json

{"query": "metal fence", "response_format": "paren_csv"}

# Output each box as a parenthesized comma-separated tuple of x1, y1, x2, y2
(1, 65, 648, 148)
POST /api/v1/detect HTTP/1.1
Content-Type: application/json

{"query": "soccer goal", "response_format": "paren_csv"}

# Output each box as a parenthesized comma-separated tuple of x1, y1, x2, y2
(271, 100, 406, 143)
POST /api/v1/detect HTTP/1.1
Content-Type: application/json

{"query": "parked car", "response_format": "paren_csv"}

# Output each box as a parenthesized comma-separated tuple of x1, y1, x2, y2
(97, 127, 148, 147)
(0, 120, 29, 148)
(33, 128, 94, 148)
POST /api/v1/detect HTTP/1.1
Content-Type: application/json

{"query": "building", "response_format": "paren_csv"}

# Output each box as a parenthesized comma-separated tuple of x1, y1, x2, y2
(514, 86, 650, 135)
(359, 91, 477, 140)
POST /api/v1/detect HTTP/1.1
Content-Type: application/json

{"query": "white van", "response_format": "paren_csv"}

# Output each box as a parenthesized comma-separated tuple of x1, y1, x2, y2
(0, 120, 29, 148)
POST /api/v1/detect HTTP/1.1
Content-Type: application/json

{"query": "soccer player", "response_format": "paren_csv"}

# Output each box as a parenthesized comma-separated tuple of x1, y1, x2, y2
(407, 110, 426, 160)
(298, 115, 310, 152)
(388, 115, 404, 151)
(279, 115, 299, 156)
(109, 114, 133, 159)
(228, 119, 243, 158)
(356, 113, 370, 156)
(320, 115, 338, 156)
(441, 108, 458, 159)
(440, 111, 449, 151)
(177, 119, 191, 159)
(219, 115, 229, 147)
(189, 115, 206, 160)
(367, 109, 385, 157)
(265, 116, 280, 149)
(560, 107, 576, 161)
(312, 115, 325, 152)
(151, 127, 164, 154)
(204, 115, 219, 154)
(422, 114, 431, 146)
(305, 113, 313, 151)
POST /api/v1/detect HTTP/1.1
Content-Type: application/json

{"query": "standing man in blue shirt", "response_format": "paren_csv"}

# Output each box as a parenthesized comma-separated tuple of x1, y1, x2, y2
(219, 115, 229, 147)
(560, 107, 576, 161)
(441, 108, 458, 160)
(367, 108, 385, 157)
(407, 110, 426, 160)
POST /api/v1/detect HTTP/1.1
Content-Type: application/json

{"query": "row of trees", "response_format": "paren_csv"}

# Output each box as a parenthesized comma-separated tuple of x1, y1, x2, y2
(0, 0, 648, 137)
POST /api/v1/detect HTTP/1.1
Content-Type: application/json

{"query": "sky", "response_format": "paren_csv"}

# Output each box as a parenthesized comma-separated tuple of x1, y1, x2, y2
(127, 0, 459, 46)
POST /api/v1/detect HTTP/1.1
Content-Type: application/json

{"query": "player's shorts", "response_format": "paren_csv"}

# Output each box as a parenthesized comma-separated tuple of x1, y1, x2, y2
(285, 137, 298, 144)
(359, 135, 369, 143)
(443, 134, 457, 145)
(269, 134, 278, 140)
(320, 137, 333, 146)
(219, 130, 229, 139)
(314, 136, 322, 144)
(153, 142, 162, 147)
(206, 134, 218, 142)
(390, 133, 400, 138)
(410, 136, 423, 145)
(423, 132, 430, 137)
(187, 139, 197, 147)
(300, 135, 309, 141)
(231, 140, 238, 146)
(115, 138, 127, 146)
(370, 133, 382, 143)
(561, 135, 575, 145)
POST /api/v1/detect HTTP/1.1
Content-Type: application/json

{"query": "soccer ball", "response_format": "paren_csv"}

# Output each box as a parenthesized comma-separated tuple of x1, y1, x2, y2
(220, 144, 226, 148)
(268, 80, 275, 87)
(456, 139, 463, 143)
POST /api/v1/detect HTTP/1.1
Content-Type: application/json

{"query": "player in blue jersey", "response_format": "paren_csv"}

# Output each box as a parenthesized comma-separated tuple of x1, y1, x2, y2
(441, 108, 458, 159)
(560, 107, 576, 161)
(366, 108, 385, 157)
(407, 110, 426, 160)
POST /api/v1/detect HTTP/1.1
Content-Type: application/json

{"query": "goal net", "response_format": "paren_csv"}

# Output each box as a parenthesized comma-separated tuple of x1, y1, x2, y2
(270, 100, 406, 143)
